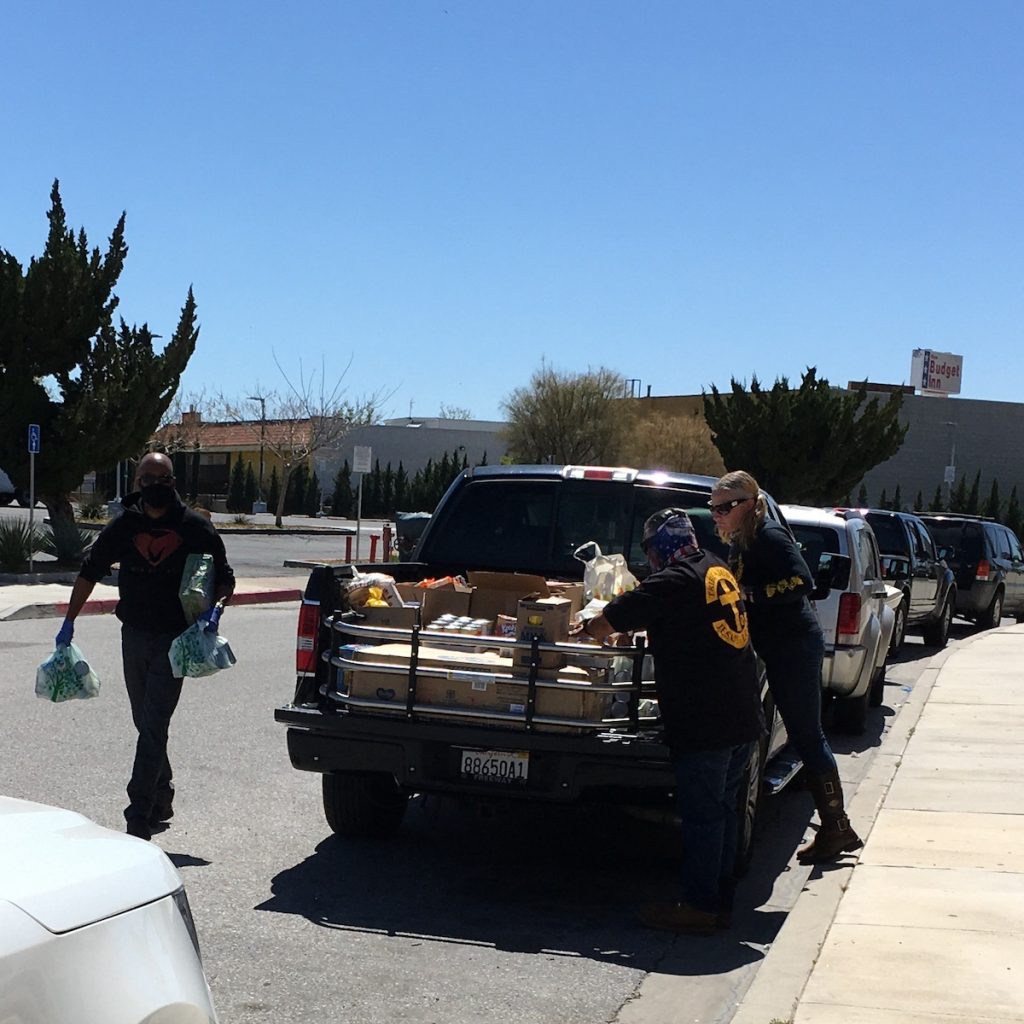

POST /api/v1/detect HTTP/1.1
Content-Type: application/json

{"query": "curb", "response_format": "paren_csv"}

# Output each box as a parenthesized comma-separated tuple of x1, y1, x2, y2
(727, 633, 987, 1024)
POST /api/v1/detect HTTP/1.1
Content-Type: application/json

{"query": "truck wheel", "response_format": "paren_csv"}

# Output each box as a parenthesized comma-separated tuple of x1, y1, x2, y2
(834, 684, 870, 735)
(979, 590, 1003, 631)
(889, 599, 907, 655)
(322, 771, 408, 838)
(869, 663, 886, 708)
(734, 738, 766, 877)
(922, 596, 953, 649)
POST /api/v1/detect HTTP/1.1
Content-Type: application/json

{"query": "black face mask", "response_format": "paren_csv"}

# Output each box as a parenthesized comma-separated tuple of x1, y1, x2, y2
(140, 483, 175, 509)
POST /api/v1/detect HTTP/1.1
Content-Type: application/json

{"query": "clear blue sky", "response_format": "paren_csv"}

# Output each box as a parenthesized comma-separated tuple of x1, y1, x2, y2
(3, 1, 1021, 422)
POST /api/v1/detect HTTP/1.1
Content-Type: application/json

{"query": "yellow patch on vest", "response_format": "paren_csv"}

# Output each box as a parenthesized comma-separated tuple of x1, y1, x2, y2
(704, 565, 749, 650)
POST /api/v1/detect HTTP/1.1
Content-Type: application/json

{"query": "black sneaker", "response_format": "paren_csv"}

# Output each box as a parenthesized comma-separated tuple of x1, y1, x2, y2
(149, 801, 174, 828)
(126, 817, 152, 841)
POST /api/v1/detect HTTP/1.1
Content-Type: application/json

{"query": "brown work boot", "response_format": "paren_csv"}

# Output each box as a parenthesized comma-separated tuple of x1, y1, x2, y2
(638, 901, 717, 936)
(797, 816, 863, 863)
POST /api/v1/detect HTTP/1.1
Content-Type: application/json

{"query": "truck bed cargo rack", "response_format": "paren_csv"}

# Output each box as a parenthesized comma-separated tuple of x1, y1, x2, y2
(327, 615, 659, 735)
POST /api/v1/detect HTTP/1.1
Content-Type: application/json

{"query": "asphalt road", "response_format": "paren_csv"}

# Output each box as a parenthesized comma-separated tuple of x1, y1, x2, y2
(0, 601, 970, 1024)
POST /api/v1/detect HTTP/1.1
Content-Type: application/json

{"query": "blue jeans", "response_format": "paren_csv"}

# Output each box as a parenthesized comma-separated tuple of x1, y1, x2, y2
(674, 741, 756, 914)
(121, 625, 183, 823)
(760, 629, 837, 777)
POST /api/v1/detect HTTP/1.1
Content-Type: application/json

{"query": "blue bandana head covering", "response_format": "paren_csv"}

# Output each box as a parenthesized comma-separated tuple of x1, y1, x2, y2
(642, 508, 700, 569)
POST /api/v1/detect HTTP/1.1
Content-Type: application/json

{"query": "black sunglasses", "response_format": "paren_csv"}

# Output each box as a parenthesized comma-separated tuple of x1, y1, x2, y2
(708, 496, 751, 516)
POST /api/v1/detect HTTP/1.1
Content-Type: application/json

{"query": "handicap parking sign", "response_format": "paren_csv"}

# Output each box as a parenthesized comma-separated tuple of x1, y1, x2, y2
(28, 424, 40, 454)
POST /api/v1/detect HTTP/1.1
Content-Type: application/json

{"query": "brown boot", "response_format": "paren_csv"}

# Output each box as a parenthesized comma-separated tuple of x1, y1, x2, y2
(797, 770, 863, 864)
(638, 901, 717, 936)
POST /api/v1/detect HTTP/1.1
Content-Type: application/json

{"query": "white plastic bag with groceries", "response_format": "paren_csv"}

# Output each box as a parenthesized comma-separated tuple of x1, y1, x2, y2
(573, 542, 640, 602)
(35, 642, 101, 702)
(169, 622, 237, 678)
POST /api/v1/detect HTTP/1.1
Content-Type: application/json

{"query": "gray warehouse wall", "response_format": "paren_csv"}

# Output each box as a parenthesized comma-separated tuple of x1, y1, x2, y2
(857, 394, 1024, 510)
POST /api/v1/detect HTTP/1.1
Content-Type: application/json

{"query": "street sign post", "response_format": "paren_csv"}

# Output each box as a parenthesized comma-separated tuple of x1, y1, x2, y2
(353, 446, 372, 561)
(27, 424, 40, 572)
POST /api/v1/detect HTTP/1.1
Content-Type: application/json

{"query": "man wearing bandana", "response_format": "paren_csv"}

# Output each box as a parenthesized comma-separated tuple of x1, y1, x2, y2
(56, 452, 235, 840)
(571, 508, 763, 935)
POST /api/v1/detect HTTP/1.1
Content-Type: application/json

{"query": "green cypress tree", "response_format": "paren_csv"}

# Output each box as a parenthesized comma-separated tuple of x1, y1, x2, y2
(928, 486, 944, 512)
(331, 461, 353, 518)
(267, 466, 280, 514)
(304, 472, 321, 517)
(951, 475, 968, 512)
(893, 484, 903, 512)
(966, 471, 981, 515)
(244, 463, 257, 509)
(915, 490, 924, 512)
(879, 488, 889, 510)
(227, 458, 246, 513)
(286, 463, 308, 515)
(381, 462, 395, 516)
(856, 483, 869, 507)
(393, 461, 408, 511)
(984, 480, 1001, 521)
(1005, 486, 1021, 537)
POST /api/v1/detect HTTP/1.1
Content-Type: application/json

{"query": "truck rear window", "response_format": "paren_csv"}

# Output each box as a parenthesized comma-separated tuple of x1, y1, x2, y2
(922, 521, 982, 563)
(419, 478, 724, 578)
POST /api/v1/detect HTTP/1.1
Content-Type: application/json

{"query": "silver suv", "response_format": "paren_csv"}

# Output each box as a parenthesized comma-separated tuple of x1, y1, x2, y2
(782, 505, 896, 733)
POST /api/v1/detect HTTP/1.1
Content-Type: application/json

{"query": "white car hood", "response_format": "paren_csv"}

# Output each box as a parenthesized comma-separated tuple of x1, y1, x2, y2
(0, 796, 182, 933)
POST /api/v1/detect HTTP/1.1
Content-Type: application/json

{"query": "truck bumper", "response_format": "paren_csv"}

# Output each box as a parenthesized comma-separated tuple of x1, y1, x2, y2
(821, 643, 869, 699)
(276, 705, 676, 803)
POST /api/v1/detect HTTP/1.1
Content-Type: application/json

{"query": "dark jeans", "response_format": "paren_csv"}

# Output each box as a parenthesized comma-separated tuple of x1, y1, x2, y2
(121, 624, 183, 823)
(674, 741, 756, 914)
(762, 629, 837, 777)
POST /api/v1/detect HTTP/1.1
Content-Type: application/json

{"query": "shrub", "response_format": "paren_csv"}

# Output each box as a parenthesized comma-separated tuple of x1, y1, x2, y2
(78, 498, 107, 520)
(231, 513, 253, 526)
(39, 518, 95, 565)
(0, 520, 42, 572)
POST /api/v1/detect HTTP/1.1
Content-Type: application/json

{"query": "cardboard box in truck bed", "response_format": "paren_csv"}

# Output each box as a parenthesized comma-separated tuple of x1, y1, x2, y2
(340, 642, 617, 728)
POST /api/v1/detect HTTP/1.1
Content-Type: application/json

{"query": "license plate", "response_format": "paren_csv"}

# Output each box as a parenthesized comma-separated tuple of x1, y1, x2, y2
(459, 749, 529, 784)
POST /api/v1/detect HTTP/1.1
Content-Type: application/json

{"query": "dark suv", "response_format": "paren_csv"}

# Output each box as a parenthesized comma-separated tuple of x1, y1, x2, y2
(852, 509, 957, 650)
(918, 515, 1024, 629)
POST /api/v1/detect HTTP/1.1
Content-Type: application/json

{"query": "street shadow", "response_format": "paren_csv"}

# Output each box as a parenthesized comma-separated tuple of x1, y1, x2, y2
(166, 852, 213, 870)
(255, 798, 782, 975)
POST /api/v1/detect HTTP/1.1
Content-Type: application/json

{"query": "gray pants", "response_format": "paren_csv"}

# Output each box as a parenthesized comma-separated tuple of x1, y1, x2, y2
(121, 624, 183, 824)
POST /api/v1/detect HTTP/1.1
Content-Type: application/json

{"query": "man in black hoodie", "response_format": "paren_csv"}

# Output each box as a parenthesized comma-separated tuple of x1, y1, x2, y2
(56, 452, 235, 839)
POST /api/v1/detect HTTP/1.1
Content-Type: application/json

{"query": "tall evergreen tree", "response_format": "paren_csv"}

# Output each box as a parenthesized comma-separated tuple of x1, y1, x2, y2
(703, 369, 908, 504)
(381, 462, 395, 516)
(244, 463, 257, 509)
(951, 475, 968, 512)
(879, 488, 889, 510)
(227, 458, 246, 512)
(267, 466, 280, 514)
(856, 483, 869, 507)
(304, 471, 321, 517)
(0, 181, 198, 526)
(393, 461, 408, 511)
(984, 479, 1001, 521)
(915, 490, 924, 512)
(331, 461, 353, 518)
(893, 484, 903, 512)
(285, 462, 308, 515)
(928, 486, 944, 512)
(1005, 486, 1021, 537)
(966, 470, 981, 515)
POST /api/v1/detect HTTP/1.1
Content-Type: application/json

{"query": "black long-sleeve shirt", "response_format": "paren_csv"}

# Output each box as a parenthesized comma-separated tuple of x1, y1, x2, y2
(728, 520, 819, 653)
(79, 492, 235, 634)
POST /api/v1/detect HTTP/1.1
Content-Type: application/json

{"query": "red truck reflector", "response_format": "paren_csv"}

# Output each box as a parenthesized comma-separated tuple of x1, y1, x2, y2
(837, 592, 861, 637)
(975, 558, 992, 582)
(296, 601, 320, 673)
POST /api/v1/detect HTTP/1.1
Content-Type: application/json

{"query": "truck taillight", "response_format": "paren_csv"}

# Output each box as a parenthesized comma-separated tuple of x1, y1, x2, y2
(975, 559, 991, 582)
(837, 593, 861, 637)
(296, 601, 320, 673)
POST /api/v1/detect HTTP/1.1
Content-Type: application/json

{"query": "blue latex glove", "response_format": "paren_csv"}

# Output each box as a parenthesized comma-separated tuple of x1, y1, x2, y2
(197, 604, 223, 633)
(56, 619, 74, 647)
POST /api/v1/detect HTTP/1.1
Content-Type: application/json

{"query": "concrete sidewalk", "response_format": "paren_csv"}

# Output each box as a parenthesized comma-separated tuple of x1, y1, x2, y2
(733, 624, 1024, 1024)
(0, 575, 303, 621)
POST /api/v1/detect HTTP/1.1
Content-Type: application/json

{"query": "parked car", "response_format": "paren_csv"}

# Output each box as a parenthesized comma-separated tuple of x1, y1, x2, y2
(783, 505, 896, 732)
(0, 795, 219, 1024)
(836, 508, 957, 651)
(918, 514, 1024, 628)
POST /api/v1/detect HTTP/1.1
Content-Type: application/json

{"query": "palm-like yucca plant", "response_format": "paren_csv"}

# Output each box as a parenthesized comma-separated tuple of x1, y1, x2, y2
(0, 520, 42, 572)
(39, 518, 95, 565)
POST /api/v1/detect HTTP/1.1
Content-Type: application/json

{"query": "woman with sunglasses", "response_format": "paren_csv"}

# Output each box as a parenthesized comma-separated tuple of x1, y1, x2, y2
(709, 470, 862, 864)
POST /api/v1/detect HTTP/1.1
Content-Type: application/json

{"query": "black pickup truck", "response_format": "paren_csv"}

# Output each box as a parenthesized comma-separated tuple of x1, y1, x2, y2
(275, 464, 801, 865)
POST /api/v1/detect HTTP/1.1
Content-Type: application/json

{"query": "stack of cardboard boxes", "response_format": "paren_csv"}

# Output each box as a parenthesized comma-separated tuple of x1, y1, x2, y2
(342, 571, 628, 731)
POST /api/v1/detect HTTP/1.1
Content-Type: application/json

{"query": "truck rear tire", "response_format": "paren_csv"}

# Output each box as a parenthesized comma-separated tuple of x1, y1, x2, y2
(734, 738, 766, 877)
(322, 771, 408, 838)
(979, 590, 1003, 631)
(868, 663, 886, 708)
(835, 685, 870, 734)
